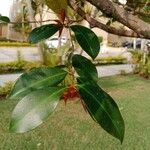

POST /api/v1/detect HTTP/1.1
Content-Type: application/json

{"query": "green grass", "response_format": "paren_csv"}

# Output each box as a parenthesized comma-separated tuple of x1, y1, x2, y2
(0, 75, 150, 150)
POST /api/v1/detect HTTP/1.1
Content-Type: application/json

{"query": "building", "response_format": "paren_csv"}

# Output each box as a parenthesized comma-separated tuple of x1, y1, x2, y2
(0, 24, 8, 40)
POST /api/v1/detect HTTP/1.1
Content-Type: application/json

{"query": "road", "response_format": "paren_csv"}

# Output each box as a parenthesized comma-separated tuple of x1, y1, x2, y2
(0, 64, 134, 86)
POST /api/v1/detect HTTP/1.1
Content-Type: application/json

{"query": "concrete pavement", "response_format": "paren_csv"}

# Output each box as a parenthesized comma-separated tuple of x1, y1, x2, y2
(0, 64, 133, 86)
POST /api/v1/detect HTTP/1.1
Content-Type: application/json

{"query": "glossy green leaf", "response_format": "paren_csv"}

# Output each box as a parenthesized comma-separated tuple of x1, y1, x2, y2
(70, 25, 100, 59)
(77, 78, 125, 143)
(29, 24, 60, 43)
(72, 54, 98, 82)
(0, 16, 10, 23)
(10, 87, 66, 133)
(8, 67, 67, 99)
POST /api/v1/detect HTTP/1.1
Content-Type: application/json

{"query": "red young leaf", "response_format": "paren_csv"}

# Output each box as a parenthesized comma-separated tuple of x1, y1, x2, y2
(62, 85, 80, 104)
(59, 9, 66, 23)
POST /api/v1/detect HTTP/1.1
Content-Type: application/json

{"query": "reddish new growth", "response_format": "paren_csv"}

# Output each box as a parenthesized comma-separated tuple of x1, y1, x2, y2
(63, 85, 80, 104)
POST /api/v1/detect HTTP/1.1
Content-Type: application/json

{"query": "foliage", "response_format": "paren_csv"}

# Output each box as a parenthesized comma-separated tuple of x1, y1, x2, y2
(129, 49, 143, 64)
(1, 0, 150, 145)
(0, 15, 10, 23)
(130, 49, 150, 78)
(0, 61, 43, 74)
(29, 24, 61, 43)
(22, 61, 43, 71)
(43, 50, 61, 67)
(93, 56, 127, 65)
(70, 25, 100, 59)
(0, 42, 36, 47)
(7, 11, 125, 143)
(139, 65, 149, 78)
(126, 0, 150, 23)
(1, 76, 150, 149)
(77, 78, 124, 143)
(0, 61, 26, 74)
(10, 87, 66, 133)
(8, 66, 67, 99)
(0, 81, 13, 98)
(0, 56, 126, 74)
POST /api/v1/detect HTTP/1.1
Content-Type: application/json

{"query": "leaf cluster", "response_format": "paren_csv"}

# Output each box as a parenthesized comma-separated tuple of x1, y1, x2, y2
(7, 16, 125, 143)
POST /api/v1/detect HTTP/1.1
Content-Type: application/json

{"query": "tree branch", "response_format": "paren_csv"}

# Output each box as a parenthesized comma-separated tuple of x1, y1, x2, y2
(85, 0, 150, 39)
(69, 0, 142, 38)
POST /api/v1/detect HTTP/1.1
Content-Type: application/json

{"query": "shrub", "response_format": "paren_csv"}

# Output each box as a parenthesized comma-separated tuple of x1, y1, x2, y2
(0, 81, 13, 98)
(0, 41, 36, 47)
(129, 49, 143, 64)
(139, 65, 149, 79)
(23, 61, 44, 71)
(92, 56, 127, 65)
(0, 61, 26, 74)
(0, 61, 43, 74)
(130, 49, 150, 78)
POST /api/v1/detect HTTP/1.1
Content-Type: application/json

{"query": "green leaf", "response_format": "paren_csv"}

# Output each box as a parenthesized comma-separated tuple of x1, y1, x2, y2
(70, 25, 100, 59)
(10, 87, 66, 133)
(28, 24, 60, 43)
(72, 54, 98, 82)
(8, 67, 67, 99)
(0, 16, 10, 23)
(77, 78, 125, 143)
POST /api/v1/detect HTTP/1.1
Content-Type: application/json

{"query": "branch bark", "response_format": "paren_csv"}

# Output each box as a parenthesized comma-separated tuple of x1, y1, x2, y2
(85, 0, 150, 39)
(69, 0, 143, 38)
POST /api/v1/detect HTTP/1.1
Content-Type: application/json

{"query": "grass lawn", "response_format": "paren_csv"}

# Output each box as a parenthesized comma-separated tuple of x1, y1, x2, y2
(0, 75, 150, 150)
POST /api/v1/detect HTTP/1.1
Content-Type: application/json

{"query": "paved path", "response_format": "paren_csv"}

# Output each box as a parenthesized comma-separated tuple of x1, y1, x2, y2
(0, 46, 132, 62)
(0, 47, 41, 62)
(98, 64, 133, 77)
(0, 64, 134, 86)
(0, 73, 22, 86)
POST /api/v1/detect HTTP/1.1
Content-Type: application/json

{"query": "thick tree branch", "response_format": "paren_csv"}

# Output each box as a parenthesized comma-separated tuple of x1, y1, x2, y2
(69, 0, 142, 38)
(85, 0, 150, 39)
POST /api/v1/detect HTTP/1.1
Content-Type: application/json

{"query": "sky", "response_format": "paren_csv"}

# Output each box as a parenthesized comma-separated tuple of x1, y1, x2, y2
(0, 0, 13, 16)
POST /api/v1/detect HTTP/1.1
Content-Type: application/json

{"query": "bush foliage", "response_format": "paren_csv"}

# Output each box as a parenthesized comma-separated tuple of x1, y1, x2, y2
(0, 61, 43, 74)
(0, 42, 36, 47)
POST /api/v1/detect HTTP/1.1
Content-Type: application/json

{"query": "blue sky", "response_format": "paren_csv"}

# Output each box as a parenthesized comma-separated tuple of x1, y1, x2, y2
(0, 0, 13, 16)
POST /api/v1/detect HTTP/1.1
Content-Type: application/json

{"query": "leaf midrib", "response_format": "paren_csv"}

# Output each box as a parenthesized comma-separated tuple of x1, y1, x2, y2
(75, 27, 95, 57)
(11, 71, 66, 98)
(12, 87, 66, 130)
(78, 84, 122, 139)
(73, 56, 98, 81)
(31, 25, 59, 42)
